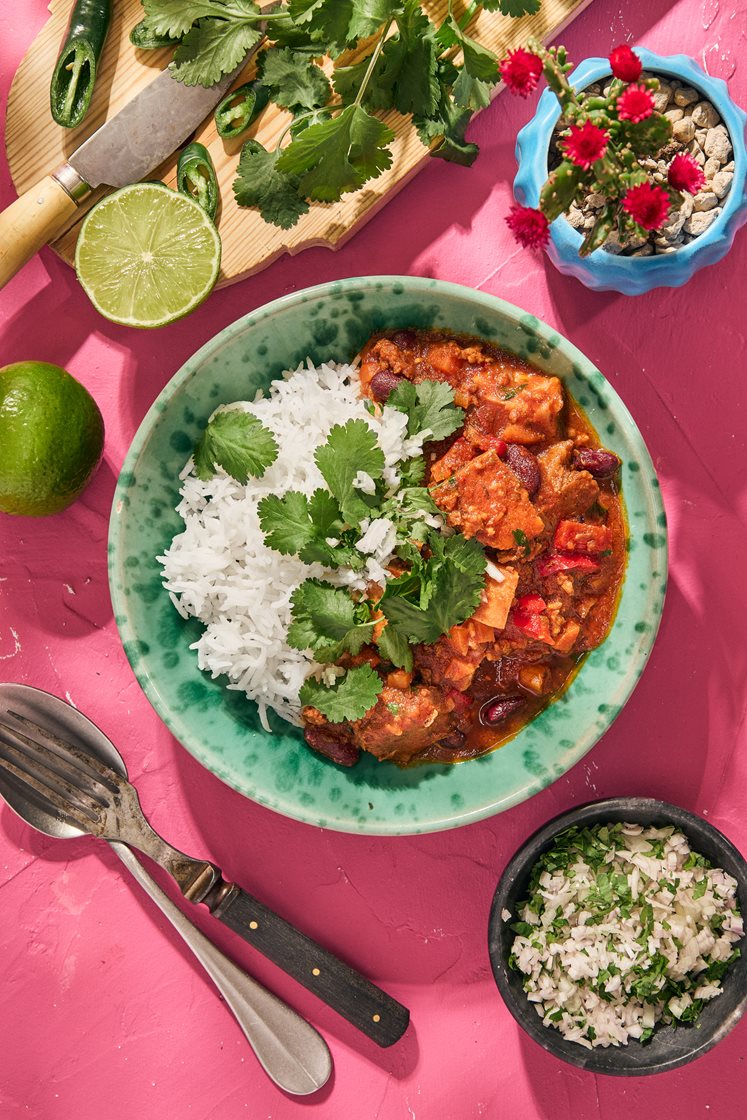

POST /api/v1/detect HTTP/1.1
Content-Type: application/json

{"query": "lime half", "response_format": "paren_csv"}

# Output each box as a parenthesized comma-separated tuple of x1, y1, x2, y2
(75, 183, 221, 329)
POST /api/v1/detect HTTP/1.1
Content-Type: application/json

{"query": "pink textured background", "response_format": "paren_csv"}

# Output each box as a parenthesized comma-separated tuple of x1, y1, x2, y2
(1, 1, 746, 1117)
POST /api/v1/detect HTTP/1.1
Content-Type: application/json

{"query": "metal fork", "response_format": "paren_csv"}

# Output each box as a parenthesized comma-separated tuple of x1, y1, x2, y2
(0, 706, 409, 1048)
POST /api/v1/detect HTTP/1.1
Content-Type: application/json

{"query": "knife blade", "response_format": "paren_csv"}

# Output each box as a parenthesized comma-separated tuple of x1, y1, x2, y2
(0, 61, 244, 290)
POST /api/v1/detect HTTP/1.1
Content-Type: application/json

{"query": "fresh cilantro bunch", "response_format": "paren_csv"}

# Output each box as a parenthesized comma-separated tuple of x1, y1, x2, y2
(138, 0, 542, 228)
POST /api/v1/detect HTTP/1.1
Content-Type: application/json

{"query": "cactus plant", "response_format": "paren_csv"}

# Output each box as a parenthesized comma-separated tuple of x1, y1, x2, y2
(501, 42, 706, 256)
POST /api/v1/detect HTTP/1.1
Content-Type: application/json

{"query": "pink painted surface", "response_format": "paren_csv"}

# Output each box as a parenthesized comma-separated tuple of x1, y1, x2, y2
(1, 1, 746, 1116)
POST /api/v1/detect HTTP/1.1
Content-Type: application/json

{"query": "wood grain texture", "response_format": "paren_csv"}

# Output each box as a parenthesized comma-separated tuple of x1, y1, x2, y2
(6, 0, 593, 287)
(0, 173, 78, 288)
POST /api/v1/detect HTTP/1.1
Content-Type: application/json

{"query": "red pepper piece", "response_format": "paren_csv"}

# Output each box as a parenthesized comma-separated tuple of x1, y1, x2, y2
(446, 687, 471, 713)
(515, 592, 547, 613)
(511, 609, 552, 642)
(537, 551, 600, 576)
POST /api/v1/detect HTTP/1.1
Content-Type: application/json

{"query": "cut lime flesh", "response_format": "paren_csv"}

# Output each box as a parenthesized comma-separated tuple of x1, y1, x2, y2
(75, 183, 221, 329)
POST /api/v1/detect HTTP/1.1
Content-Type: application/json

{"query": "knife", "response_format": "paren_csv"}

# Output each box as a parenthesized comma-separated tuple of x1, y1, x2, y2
(0, 63, 240, 290)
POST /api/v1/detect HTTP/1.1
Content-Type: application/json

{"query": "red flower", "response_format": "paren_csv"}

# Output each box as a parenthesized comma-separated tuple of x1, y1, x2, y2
(506, 204, 550, 248)
(622, 182, 671, 230)
(616, 84, 655, 123)
(668, 152, 706, 194)
(609, 44, 642, 83)
(560, 120, 609, 170)
(500, 48, 543, 98)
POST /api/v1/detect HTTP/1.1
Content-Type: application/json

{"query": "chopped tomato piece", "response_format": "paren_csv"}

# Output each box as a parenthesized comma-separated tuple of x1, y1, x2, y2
(553, 519, 612, 555)
(446, 687, 472, 713)
(537, 551, 600, 576)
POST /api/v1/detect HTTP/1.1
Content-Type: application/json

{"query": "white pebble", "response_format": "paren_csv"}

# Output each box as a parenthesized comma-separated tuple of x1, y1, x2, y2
(691, 101, 720, 128)
(711, 170, 733, 199)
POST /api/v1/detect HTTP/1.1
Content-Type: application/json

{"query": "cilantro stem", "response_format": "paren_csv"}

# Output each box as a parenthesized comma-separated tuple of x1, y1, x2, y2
(353, 20, 393, 108)
(274, 106, 333, 154)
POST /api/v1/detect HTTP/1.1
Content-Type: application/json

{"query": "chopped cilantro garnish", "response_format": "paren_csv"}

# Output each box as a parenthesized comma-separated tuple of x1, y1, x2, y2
(314, 419, 385, 526)
(386, 378, 464, 442)
(193, 409, 278, 483)
(299, 663, 383, 722)
(287, 580, 375, 662)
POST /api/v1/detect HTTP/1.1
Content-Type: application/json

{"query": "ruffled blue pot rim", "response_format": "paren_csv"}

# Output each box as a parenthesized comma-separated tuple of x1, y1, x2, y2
(514, 48, 747, 295)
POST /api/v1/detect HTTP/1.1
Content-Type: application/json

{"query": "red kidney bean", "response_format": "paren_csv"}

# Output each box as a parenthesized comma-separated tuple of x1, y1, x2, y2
(505, 444, 540, 496)
(390, 329, 417, 350)
(304, 727, 360, 767)
(479, 695, 526, 727)
(572, 447, 622, 479)
(370, 369, 405, 402)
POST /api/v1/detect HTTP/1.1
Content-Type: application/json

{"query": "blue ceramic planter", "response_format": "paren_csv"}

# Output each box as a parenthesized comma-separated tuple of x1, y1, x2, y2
(514, 49, 747, 294)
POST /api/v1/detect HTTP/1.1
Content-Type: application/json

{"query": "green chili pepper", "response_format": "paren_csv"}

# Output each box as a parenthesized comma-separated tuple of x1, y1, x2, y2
(129, 19, 179, 51)
(215, 82, 270, 140)
(177, 142, 219, 222)
(50, 0, 112, 129)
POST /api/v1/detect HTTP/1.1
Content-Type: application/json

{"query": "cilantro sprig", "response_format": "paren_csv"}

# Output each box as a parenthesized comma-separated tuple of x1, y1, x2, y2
(139, 0, 542, 225)
(387, 378, 464, 441)
(193, 409, 278, 482)
(299, 663, 383, 721)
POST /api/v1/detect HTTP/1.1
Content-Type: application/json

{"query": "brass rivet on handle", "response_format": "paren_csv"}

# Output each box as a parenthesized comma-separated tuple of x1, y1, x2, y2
(249, 920, 258, 930)
(372, 1014, 381, 1023)
(312, 967, 320, 976)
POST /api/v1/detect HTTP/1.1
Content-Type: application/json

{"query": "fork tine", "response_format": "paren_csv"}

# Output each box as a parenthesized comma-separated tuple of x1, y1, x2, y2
(0, 749, 100, 827)
(0, 718, 112, 807)
(4, 710, 123, 793)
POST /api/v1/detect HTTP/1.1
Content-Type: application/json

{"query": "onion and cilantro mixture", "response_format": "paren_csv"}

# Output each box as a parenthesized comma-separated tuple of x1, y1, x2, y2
(160, 359, 484, 730)
(506, 822, 743, 1049)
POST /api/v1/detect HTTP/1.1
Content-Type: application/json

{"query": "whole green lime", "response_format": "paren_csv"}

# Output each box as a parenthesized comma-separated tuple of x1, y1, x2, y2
(0, 362, 105, 517)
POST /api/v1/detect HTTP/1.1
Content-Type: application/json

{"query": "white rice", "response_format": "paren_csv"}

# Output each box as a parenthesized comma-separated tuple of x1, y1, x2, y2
(508, 823, 743, 1049)
(158, 360, 433, 730)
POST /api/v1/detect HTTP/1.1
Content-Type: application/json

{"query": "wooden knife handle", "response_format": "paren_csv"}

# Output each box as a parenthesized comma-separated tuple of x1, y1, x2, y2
(214, 885, 410, 1048)
(0, 174, 80, 289)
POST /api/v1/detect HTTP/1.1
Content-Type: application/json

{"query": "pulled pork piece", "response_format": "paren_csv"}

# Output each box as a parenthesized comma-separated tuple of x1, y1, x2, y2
(414, 618, 495, 693)
(553, 519, 612, 555)
(352, 685, 457, 764)
(430, 449, 544, 550)
(535, 441, 600, 528)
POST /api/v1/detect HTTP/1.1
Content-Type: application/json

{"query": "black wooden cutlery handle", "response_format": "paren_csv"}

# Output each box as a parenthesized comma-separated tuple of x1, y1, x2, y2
(215, 885, 410, 1047)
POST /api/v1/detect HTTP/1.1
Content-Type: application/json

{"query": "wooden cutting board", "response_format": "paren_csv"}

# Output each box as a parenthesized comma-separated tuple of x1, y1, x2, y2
(6, 0, 593, 287)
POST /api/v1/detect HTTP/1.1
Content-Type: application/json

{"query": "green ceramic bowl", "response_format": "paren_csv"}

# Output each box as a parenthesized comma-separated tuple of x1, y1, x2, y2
(108, 277, 667, 835)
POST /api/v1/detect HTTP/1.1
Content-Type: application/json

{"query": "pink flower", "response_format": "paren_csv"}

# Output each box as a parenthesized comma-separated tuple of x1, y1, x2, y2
(618, 81, 654, 122)
(609, 44, 642, 83)
(500, 49, 543, 98)
(506, 204, 550, 248)
(616, 84, 655, 123)
(560, 120, 610, 170)
(622, 182, 671, 230)
(668, 152, 706, 194)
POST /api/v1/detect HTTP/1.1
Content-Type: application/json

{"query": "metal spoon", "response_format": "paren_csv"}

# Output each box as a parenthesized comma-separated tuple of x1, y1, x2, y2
(0, 683, 332, 1096)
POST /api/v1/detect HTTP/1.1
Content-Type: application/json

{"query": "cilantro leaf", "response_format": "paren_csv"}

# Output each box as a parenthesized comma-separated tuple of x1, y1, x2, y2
(314, 419, 384, 526)
(193, 409, 277, 482)
(142, 0, 217, 38)
(334, 0, 439, 117)
(257, 490, 315, 555)
(387, 379, 464, 441)
(233, 140, 310, 230)
(414, 67, 479, 168)
(170, 11, 262, 87)
(258, 46, 331, 110)
(347, 0, 401, 41)
(277, 104, 394, 203)
(376, 622, 413, 672)
(482, 0, 541, 15)
(299, 664, 383, 721)
(283, 0, 356, 57)
(443, 12, 499, 111)
(380, 531, 486, 643)
(287, 580, 375, 661)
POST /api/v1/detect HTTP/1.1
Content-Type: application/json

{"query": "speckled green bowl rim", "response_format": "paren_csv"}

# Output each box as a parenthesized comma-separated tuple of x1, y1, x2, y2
(108, 276, 668, 835)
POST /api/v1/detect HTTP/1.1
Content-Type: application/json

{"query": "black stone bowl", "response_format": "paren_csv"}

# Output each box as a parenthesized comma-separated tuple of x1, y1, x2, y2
(488, 798, 747, 1075)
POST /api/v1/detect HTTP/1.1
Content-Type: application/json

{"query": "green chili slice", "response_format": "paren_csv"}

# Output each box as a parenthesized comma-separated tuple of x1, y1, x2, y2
(129, 19, 179, 51)
(215, 82, 270, 140)
(177, 142, 219, 222)
(50, 0, 112, 129)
